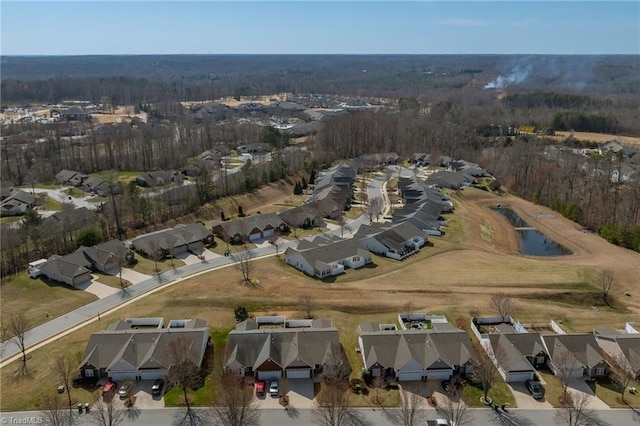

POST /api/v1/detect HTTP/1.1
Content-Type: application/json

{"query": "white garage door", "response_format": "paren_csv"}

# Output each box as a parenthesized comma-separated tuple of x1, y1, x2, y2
(262, 229, 274, 238)
(249, 232, 261, 241)
(257, 370, 282, 380)
(398, 371, 423, 381)
(286, 369, 311, 379)
(110, 371, 136, 382)
(506, 371, 534, 382)
(426, 370, 451, 380)
(139, 370, 165, 380)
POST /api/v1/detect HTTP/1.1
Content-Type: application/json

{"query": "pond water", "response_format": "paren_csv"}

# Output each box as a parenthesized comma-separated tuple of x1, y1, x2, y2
(494, 207, 570, 256)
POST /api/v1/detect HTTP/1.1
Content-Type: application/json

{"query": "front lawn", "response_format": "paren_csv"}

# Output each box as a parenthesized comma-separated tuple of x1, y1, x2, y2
(536, 369, 565, 407)
(131, 256, 185, 276)
(92, 273, 131, 289)
(461, 380, 516, 408)
(0, 273, 97, 329)
(591, 377, 640, 408)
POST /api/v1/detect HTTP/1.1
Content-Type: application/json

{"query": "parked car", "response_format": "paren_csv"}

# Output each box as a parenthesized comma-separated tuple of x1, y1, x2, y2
(102, 380, 117, 396)
(525, 380, 544, 399)
(269, 380, 279, 397)
(426, 419, 450, 426)
(441, 380, 452, 393)
(118, 382, 134, 399)
(255, 380, 266, 397)
(151, 379, 165, 396)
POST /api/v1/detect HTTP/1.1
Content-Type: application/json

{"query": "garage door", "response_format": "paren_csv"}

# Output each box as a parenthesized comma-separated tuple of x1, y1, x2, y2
(286, 369, 311, 379)
(257, 370, 282, 380)
(139, 370, 165, 381)
(506, 371, 534, 382)
(262, 229, 274, 238)
(249, 232, 261, 241)
(398, 371, 423, 381)
(110, 371, 136, 382)
(426, 370, 451, 380)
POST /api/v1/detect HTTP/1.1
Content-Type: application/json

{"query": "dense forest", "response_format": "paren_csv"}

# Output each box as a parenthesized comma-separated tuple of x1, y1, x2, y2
(1, 54, 639, 276)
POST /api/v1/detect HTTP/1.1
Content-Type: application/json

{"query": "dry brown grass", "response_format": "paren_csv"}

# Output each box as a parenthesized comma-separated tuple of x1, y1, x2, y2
(3, 185, 640, 410)
(551, 131, 640, 147)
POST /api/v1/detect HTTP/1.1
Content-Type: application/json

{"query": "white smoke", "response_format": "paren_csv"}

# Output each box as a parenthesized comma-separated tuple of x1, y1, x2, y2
(484, 65, 531, 89)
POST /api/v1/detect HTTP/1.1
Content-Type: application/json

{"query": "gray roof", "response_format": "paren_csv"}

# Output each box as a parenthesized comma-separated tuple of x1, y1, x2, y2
(278, 204, 324, 227)
(289, 238, 371, 268)
(226, 319, 339, 371)
(211, 213, 284, 239)
(39, 257, 91, 281)
(132, 223, 211, 254)
(359, 328, 473, 371)
(79, 319, 209, 373)
(488, 334, 535, 373)
(356, 222, 427, 251)
(615, 336, 640, 372)
(502, 333, 547, 357)
(425, 171, 473, 189)
(543, 334, 605, 369)
(42, 207, 96, 232)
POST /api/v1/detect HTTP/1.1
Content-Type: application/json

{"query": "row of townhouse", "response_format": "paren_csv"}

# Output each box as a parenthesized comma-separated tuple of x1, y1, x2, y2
(472, 316, 640, 383)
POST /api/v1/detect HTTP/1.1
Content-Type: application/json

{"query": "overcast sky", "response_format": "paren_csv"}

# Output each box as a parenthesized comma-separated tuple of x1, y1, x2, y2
(2, 1, 639, 55)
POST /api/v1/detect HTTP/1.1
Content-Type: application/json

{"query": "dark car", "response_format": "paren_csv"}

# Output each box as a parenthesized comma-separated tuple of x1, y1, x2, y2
(441, 380, 452, 393)
(525, 380, 544, 399)
(151, 379, 165, 396)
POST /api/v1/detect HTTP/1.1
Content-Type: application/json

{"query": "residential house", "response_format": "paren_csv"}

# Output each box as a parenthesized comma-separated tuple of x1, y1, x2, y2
(598, 140, 625, 156)
(0, 190, 37, 216)
(356, 222, 428, 260)
(55, 170, 88, 186)
(278, 204, 324, 229)
(61, 106, 89, 121)
(358, 323, 474, 381)
(131, 223, 213, 258)
(542, 334, 609, 379)
(211, 213, 288, 243)
(225, 317, 341, 380)
(486, 334, 536, 382)
(78, 239, 135, 273)
(410, 153, 430, 166)
(314, 164, 357, 190)
(285, 237, 373, 278)
(238, 143, 271, 154)
(426, 171, 475, 190)
(595, 324, 640, 379)
(38, 256, 92, 286)
(0, 181, 14, 201)
(78, 318, 210, 381)
(42, 207, 97, 234)
(135, 170, 182, 188)
(83, 177, 122, 197)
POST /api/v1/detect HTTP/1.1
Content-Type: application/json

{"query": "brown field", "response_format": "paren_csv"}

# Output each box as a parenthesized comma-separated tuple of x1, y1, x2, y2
(2, 186, 640, 410)
(551, 131, 640, 147)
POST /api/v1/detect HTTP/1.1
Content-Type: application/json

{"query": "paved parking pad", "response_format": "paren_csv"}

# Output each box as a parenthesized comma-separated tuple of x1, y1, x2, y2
(508, 382, 553, 409)
(132, 381, 165, 409)
(76, 278, 120, 299)
(569, 379, 610, 410)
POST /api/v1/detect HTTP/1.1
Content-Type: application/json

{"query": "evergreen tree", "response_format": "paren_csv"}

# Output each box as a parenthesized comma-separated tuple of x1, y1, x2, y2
(293, 181, 302, 195)
(301, 176, 308, 190)
(238, 205, 244, 216)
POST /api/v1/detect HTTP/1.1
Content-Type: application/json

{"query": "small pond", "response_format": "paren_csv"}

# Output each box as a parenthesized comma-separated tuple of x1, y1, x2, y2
(494, 207, 570, 256)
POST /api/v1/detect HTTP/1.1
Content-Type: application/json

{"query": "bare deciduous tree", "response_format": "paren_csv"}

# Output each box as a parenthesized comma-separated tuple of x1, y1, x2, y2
(299, 295, 316, 319)
(554, 391, 599, 426)
(599, 269, 615, 307)
(323, 343, 352, 384)
(365, 197, 383, 224)
(610, 354, 635, 404)
(312, 379, 358, 426)
(554, 351, 580, 403)
(148, 239, 163, 282)
(269, 233, 283, 258)
(209, 373, 260, 426)
(8, 312, 30, 376)
(91, 394, 140, 426)
(387, 386, 427, 426)
(165, 338, 204, 426)
(471, 352, 498, 403)
(41, 393, 72, 426)
(491, 292, 517, 320)
(436, 395, 472, 426)
(54, 354, 77, 418)
(233, 245, 255, 285)
(372, 374, 386, 405)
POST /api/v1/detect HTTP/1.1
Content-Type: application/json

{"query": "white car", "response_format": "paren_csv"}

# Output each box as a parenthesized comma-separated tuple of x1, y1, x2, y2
(269, 380, 279, 396)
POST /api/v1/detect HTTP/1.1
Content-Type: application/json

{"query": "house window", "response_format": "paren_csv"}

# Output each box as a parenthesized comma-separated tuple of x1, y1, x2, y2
(595, 367, 606, 376)
(536, 356, 545, 365)
(84, 369, 95, 377)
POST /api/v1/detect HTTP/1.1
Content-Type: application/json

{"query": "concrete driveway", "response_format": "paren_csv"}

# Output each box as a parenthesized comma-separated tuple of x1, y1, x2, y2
(508, 382, 553, 409)
(175, 249, 219, 265)
(286, 379, 315, 409)
(76, 278, 120, 299)
(118, 268, 152, 285)
(569, 379, 610, 409)
(132, 381, 165, 409)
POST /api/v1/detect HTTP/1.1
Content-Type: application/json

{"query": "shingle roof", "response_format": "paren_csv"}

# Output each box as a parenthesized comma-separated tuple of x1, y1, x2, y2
(225, 319, 339, 371)
(543, 334, 605, 368)
(359, 328, 473, 371)
(79, 319, 209, 373)
(488, 334, 535, 373)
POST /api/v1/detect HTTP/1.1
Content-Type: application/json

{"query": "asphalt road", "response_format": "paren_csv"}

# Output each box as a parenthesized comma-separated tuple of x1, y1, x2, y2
(2, 407, 638, 425)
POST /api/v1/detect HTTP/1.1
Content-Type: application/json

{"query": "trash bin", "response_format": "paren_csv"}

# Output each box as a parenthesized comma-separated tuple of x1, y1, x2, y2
(77, 403, 83, 414)
(85, 403, 90, 413)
